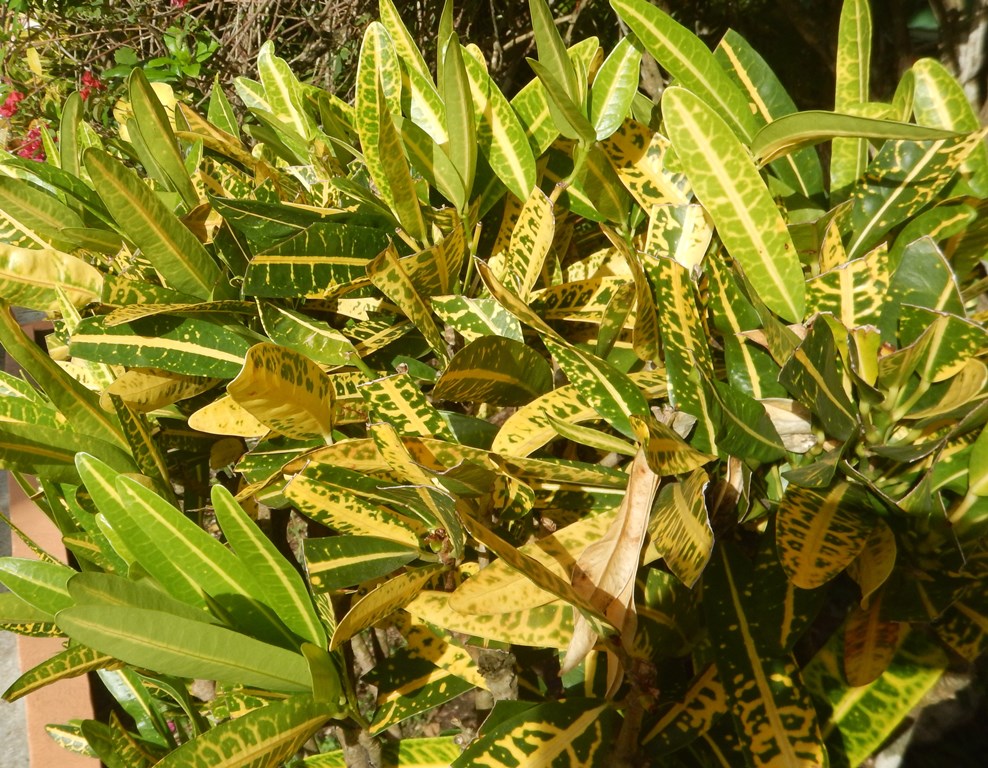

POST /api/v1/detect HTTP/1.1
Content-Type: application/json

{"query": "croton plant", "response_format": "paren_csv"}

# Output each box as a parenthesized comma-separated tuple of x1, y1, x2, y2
(1, 0, 987, 765)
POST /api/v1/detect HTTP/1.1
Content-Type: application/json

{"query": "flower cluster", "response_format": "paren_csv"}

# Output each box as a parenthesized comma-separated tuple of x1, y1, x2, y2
(0, 91, 25, 119)
(80, 71, 106, 101)
(15, 127, 45, 161)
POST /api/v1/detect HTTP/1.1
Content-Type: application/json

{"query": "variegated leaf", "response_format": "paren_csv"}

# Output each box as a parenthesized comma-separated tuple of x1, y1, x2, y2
(643, 468, 712, 587)
(491, 186, 554, 301)
(643, 662, 727, 750)
(843, 596, 902, 687)
(3, 643, 114, 702)
(304, 535, 421, 593)
(830, 0, 872, 201)
(601, 120, 690, 208)
(776, 481, 876, 590)
(433, 336, 552, 407)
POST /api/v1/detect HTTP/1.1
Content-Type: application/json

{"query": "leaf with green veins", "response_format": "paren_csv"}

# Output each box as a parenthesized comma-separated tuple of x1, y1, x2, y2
(379, 0, 431, 84)
(360, 373, 454, 439)
(703, 542, 826, 768)
(590, 36, 641, 140)
(714, 29, 824, 199)
(433, 336, 552, 407)
(354, 24, 403, 206)
(776, 481, 876, 589)
(845, 130, 986, 260)
(0, 175, 87, 250)
(491, 186, 554, 301)
(212, 485, 327, 647)
(779, 317, 858, 442)
(228, 343, 334, 441)
(889, 202, 977, 271)
(83, 149, 220, 299)
(831, 0, 872, 203)
(647, 254, 720, 452)
(644, 468, 712, 587)
(368, 243, 448, 363)
(431, 295, 523, 342)
(511, 75, 559, 157)
(331, 564, 445, 650)
(631, 414, 713, 476)
(643, 662, 727, 750)
(913, 57, 988, 196)
(663, 87, 804, 322)
(304, 535, 421, 593)
(544, 338, 649, 440)
(0, 243, 102, 311)
(903, 308, 988, 385)
(400, 64, 448, 144)
(3, 643, 115, 703)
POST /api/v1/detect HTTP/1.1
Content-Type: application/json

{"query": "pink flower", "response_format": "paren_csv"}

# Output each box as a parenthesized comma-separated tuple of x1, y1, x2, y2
(0, 91, 24, 118)
(171, 0, 189, 7)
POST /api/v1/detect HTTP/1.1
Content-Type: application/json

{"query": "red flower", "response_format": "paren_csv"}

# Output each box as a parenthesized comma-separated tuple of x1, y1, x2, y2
(0, 91, 24, 118)
(171, 0, 189, 7)
(15, 127, 45, 162)
(80, 71, 105, 101)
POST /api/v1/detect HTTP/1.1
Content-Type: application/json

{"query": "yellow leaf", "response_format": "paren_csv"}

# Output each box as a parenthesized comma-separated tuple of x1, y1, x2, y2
(188, 395, 268, 438)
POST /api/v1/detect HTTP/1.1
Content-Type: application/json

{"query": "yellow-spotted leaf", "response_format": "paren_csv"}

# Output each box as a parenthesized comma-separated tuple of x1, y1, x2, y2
(83, 149, 220, 299)
(408, 590, 575, 649)
(330, 564, 444, 650)
(431, 295, 523, 343)
(101, 368, 219, 414)
(304, 535, 421, 593)
(452, 700, 617, 768)
(433, 336, 553, 407)
(704, 543, 826, 768)
(491, 186, 554, 301)
(544, 337, 649, 440)
(462, 52, 536, 201)
(831, 0, 871, 202)
(777, 481, 876, 590)
(368, 243, 448, 363)
(228, 343, 334, 441)
(3, 643, 114, 702)
(913, 57, 988, 196)
(804, 243, 891, 328)
(847, 518, 897, 606)
(368, 658, 474, 736)
(643, 662, 727, 750)
(644, 469, 712, 587)
(156, 694, 340, 767)
(663, 86, 804, 323)
(360, 373, 454, 439)
(601, 120, 690, 208)
(632, 415, 714, 476)
(804, 627, 947, 767)
(306, 736, 462, 768)
(0, 243, 102, 311)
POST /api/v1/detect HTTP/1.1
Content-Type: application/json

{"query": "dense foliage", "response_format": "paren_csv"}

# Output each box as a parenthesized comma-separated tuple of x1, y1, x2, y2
(2, 0, 988, 765)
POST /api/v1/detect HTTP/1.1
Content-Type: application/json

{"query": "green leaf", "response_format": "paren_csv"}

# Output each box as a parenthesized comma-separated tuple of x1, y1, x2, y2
(127, 68, 199, 208)
(0, 557, 74, 615)
(0, 175, 87, 251)
(452, 700, 618, 768)
(304, 535, 420, 592)
(228, 342, 334, 440)
(84, 149, 220, 299)
(529, 0, 581, 105)
(307, 737, 462, 768)
(57, 606, 311, 692)
(703, 543, 826, 767)
(212, 485, 327, 647)
(433, 336, 553, 406)
(643, 662, 727, 750)
(442, 38, 477, 199)
(751, 111, 958, 167)
(611, 0, 758, 141)
(663, 86, 805, 322)
(590, 36, 642, 140)
(258, 302, 363, 368)
(70, 314, 252, 378)
(527, 59, 596, 145)
(714, 29, 823, 199)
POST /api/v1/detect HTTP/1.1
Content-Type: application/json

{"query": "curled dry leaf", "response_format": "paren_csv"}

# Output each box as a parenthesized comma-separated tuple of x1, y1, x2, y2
(563, 449, 660, 673)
